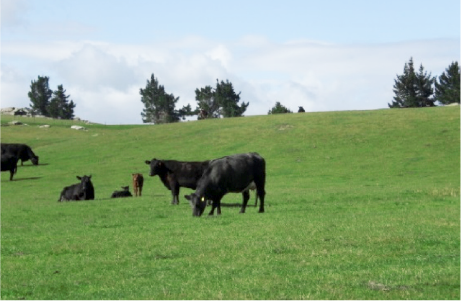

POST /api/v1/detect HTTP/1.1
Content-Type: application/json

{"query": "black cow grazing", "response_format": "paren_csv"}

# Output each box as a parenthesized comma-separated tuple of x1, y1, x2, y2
(207, 181, 259, 207)
(1, 143, 39, 165)
(1, 154, 19, 181)
(111, 186, 133, 198)
(184, 152, 266, 217)
(145, 159, 210, 204)
(58, 175, 95, 202)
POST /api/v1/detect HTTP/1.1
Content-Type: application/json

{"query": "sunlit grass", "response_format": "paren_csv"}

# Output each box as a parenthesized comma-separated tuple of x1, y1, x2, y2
(1, 107, 459, 299)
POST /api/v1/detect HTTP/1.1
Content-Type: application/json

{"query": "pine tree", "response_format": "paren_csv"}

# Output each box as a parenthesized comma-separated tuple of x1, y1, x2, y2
(268, 102, 292, 114)
(195, 79, 249, 118)
(435, 61, 460, 105)
(28, 76, 53, 116)
(195, 85, 220, 118)
(216, 79, 248, 117)
(389, 58, 434, 108)
(140, 73, 180, 124)
(49, 85, 76, 119)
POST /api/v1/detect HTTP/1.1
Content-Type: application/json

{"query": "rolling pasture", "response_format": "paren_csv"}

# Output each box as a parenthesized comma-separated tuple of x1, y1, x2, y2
(1, 107, 459, 299)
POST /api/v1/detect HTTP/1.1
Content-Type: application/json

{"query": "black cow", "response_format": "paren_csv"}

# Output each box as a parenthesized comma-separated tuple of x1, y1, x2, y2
(145, 159, 210, 204)
(1, 143, 39, 166)
(58, 175, 95, 202)
(184, 152, 266, 217)
(111, 186, 133, 198)
(1, 154, 18, 181)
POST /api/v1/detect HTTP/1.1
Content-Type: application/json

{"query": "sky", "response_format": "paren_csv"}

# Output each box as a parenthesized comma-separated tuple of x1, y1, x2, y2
(1, 0, 460, 125)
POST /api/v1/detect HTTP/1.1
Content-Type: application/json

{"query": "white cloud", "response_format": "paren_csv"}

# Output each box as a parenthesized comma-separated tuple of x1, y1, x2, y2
(54, 43, 139, 91)
(206, 45, 232, 68)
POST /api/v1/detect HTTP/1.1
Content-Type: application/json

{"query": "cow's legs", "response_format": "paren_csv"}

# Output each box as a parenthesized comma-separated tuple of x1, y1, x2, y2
(254, 178, 266, 213)
(239, 190, 250, 213)
(170, 183, 180, 205)
(208, 201, 217, 215)
(208, 197, 222, 216)
(139, 185, 142, 196)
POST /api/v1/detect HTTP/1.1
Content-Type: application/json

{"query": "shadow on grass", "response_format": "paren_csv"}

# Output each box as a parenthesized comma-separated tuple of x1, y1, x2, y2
(19, 163, 49, 167)
(7, 177, 42, 181)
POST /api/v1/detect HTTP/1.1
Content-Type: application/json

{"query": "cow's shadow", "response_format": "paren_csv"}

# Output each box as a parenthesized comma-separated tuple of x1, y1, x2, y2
(20, 163, 49, 167)
(11, 177, 42, 181)
(219, 202, 243, 207)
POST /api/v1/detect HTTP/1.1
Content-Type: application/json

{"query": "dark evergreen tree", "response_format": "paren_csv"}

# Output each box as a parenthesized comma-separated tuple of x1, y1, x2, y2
(435, 61, 460, 104)
(415, 64, 435, 107)
(195, 85, 220, 118)
(215, 79, 248, 117)
(389, 58, 434, 108)
(268, 102, 292, 114)
(49, 85, 76, 119)
(28, 76, 52, 116)
(140, 73, 181, 124)
(194, 79, 249, 118)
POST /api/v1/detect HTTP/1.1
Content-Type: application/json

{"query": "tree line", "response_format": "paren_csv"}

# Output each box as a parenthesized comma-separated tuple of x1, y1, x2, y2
(140, 74, 249, 124)
(27, 76, 76, 119)
(389, 58, 459, 108)
(26, 58, 459, 123)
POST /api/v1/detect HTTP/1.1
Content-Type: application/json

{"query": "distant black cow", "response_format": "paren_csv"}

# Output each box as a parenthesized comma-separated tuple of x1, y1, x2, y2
(1, 143, 39, 166)
(58, 175, 95, 202)
(185, 152, 266, 217)
(111, 186, 133, 198)
(298, 106, 305, 113)
(1, 154, 19, 181)
(145, 159, 210, 204)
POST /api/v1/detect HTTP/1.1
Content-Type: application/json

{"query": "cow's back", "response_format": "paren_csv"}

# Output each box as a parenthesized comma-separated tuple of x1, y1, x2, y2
(164, 160, 210, 188)
(204, 153, 265, 193)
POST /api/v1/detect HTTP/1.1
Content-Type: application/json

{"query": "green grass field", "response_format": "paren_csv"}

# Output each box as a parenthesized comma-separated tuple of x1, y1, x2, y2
(1, 107, 459, 300)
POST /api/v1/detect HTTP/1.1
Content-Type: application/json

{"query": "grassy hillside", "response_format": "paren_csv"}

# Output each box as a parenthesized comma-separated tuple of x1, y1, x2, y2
(1, 107, 459, 299)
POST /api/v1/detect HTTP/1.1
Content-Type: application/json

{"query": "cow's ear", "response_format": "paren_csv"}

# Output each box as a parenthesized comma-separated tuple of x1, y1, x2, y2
(89, 175, 92, 179)
(184, 194, 192, 201)
(77, 176, 82, 180)
(145, 160, 151, 165)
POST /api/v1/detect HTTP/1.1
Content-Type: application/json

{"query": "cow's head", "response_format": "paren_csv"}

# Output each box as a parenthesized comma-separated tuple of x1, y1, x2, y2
(31, 156, 39, 165)
(144, 159, 165, 176)
(77, 175, 93, 191)
(184, 193, 207, 217)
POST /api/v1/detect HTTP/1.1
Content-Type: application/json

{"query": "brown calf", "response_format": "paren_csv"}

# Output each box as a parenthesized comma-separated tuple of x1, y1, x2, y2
(132, 173, 144, 197)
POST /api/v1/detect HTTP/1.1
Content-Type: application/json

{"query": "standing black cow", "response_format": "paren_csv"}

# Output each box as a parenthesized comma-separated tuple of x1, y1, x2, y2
(58, 175, 95, 202)
(145, 159, 210, 204)
(184, 152, 266, 217)
(1, 154, 19, 181)
(1, 143, 39, 166)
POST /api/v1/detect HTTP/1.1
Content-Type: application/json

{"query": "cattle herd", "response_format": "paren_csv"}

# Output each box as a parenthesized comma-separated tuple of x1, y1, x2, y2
(1, 142, 266, 217)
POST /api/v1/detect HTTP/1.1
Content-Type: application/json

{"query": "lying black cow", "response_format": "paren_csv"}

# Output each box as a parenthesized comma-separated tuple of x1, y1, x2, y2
(111, 186, 133, 198)
(58, 175, 95, 202)
(1, 143, 39, 166)
(145, 158, 210, 204)
(1, 154, 19, 181)
(185, 152, 266, 217)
